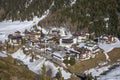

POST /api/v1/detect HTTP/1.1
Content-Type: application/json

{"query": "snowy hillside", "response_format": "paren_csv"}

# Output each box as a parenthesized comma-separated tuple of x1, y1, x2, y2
(11, 49, 71, 79)
(85, 65, 120, 80)
(98, 65, 120, 80)
(0, 9, 49, 41)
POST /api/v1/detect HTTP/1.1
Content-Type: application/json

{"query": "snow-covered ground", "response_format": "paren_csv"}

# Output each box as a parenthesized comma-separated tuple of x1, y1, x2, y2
(0, 7, 50, 41)
(71, 0, 76, 6)
(98, 38, 120, 53)
(85, 64, 120, 80)
(85, 65, 111, 77)
(0, 52, 8, 57)
(0, 20, 34, 41)
(11, 49, 71, 79)
(98, 66, 120, 80)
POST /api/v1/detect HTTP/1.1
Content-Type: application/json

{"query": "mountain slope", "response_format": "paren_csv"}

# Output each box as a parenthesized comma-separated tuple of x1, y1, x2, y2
(0, 0, 120, 37)
(40, 0, 120, 35)
(0, 0, 53, 21)
(0, 56, 37, 80)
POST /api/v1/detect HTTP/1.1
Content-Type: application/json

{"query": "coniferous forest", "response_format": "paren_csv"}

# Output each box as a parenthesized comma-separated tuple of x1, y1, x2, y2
(0, 0, 120, 37)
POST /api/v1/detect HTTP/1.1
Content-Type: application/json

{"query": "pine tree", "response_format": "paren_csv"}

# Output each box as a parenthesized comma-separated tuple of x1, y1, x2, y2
(6, 40, 9, 52)
(70, 74, 79, 80)
(69, 58, 76, 66)
(12, 44, 15, 51)
(21, 38, 26, 45)
(86, 73, 94, 80)
(41, 64, 47, 80)
(55, 68, 64, 80)
(46, 68, 53, 80)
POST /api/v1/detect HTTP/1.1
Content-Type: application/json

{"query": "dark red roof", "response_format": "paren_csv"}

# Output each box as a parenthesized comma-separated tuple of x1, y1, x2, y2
(15, 31, 21, 33)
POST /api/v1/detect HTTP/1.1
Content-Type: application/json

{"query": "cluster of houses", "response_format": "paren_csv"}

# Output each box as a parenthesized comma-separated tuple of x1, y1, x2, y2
(0, 26, 118, 65)
(99, 34, 116, 43)
(8, 31, 23, 45)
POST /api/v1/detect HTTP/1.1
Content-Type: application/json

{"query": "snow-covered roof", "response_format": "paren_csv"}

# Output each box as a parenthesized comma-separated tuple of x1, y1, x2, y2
(104, 18, 109, 21)
(69, 48, 80, 54)
(52, 51, 66, 58)
(77, 43, 85, 48)
(100, 36, 108, 39)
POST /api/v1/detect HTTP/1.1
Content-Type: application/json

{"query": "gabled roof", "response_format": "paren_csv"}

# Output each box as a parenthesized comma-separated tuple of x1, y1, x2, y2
(12, 35, 22, 40)
(52, 51, 66, 58)
(15, 31, 21, 33)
